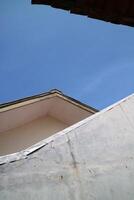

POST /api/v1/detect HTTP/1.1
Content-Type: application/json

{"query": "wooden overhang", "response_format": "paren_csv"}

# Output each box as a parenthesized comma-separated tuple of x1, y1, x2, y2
(32, 0, 134, 27)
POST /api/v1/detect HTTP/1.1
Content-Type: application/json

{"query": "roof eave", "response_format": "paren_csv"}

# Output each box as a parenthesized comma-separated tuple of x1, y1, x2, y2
(31, 0, 134, 27)
(0, 90, 98, 113)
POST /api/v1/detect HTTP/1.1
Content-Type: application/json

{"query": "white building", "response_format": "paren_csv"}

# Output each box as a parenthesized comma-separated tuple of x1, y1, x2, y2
(0, 91, 134, 200)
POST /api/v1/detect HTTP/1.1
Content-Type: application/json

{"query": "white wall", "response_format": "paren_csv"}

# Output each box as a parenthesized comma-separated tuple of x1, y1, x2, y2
(0, 115, 67, 156)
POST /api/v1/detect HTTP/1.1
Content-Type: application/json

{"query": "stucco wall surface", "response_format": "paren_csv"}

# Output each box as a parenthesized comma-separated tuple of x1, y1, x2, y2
(0, 94, 134, 200)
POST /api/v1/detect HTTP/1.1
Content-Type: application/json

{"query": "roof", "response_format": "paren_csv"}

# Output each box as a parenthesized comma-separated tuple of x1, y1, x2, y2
(0, 92, 133, 166)
(0, 89, 98, 156)
(32, 0, 134, 27)
(0, 89, 98, 113)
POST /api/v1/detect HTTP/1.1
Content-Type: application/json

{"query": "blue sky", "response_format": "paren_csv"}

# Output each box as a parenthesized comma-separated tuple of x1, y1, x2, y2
(0, 0, 134, 109)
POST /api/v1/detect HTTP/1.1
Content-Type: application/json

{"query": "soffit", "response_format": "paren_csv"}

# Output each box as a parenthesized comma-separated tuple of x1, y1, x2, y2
(0, 90, 97, 133)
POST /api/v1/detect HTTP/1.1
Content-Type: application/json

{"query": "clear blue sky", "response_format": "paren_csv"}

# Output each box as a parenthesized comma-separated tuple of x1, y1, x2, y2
(0, 0, 134, 109)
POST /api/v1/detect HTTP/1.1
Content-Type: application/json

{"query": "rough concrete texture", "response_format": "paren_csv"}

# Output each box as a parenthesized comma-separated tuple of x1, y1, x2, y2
(0, 94, 134, 200)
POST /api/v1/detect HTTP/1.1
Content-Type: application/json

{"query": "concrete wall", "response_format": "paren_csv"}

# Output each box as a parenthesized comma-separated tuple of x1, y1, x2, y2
(0, 116, 67, 156)
(0, 94, 134, 200)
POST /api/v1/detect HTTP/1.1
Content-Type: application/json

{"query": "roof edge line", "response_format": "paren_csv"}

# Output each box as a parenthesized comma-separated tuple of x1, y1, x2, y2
(0, 90, 98, 113)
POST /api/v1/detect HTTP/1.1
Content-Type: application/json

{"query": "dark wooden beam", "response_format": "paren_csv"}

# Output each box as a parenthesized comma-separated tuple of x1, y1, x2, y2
(32, 0, 134, 27)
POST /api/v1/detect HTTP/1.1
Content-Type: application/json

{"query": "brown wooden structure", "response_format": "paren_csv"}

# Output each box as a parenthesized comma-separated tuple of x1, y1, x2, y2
(32, 0, 134, 27)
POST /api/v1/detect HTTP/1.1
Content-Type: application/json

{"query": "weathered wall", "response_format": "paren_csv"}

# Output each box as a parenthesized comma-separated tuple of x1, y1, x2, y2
(0, 115, 67, 156)
(0, 94, 134, 200)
